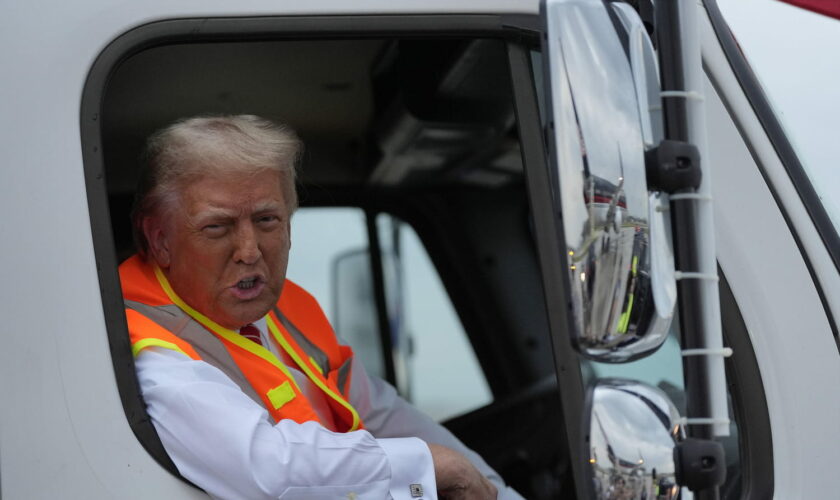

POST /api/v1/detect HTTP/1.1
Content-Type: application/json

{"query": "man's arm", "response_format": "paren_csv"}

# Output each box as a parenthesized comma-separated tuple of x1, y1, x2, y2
(136, 347, 437, 500)
(348, 355, 523, 500)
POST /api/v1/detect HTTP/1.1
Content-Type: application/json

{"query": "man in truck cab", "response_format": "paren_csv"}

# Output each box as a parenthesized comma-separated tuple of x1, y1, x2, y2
(120, 114, 518, 500)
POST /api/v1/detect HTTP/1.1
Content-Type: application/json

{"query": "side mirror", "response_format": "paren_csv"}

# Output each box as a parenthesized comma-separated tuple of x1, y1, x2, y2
(332, 245, 411, 395)
(541, 0, 675, 362)
(584, 379, 684, 499)
(332, 249, 386, 378)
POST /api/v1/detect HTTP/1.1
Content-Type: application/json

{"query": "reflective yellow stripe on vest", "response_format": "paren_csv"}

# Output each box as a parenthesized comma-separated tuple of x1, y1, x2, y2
(616, 255, 640, 334)
(132, 337, 192, 358)
(266, 316, 361, 432)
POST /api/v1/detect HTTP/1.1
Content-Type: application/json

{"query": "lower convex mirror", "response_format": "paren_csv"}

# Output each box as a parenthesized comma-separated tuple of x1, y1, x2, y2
(584, 379, 684, 499)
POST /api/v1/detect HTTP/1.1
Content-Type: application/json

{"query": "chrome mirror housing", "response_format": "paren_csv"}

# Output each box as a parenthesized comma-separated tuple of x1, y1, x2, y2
(542, 0, 676, 362)
(584, 379, 684, 499)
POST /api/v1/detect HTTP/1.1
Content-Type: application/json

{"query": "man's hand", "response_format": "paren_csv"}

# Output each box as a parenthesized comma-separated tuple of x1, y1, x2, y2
(428, 444, 498, 500)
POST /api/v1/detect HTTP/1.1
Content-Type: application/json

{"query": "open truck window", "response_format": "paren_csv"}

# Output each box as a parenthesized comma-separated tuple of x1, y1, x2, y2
(84, 19, 577, 499)
(287, 207, 493, 420)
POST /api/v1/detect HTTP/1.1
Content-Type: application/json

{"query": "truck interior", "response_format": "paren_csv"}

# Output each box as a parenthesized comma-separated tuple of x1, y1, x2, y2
(99, 34, 574, 499)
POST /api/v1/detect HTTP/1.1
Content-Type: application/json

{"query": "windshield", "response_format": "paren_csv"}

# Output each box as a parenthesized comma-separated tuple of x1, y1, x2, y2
(717, 0, 840, 234)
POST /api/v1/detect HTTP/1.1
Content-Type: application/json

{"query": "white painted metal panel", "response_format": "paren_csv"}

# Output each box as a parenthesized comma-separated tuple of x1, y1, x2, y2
(702, 9, 840, 494)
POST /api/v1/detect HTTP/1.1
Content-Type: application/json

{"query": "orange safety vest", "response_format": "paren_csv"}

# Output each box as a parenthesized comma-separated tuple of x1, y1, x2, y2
(120, 255, 363, 433)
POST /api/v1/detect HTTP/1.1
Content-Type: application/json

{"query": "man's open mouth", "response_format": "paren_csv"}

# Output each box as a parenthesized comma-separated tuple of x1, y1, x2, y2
(236, 277, 259, 289)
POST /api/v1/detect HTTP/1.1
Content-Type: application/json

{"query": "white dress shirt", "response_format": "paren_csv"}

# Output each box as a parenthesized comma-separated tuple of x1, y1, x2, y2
(135, 319, 523, 500)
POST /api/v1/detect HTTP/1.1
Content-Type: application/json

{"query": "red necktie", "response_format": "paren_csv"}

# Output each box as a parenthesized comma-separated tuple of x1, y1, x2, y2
(239, 324, 262, 346)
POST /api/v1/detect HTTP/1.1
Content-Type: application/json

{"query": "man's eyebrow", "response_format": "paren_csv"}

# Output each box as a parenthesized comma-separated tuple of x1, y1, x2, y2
(253, 200, 284, 213)
(192, 206, 237, 221)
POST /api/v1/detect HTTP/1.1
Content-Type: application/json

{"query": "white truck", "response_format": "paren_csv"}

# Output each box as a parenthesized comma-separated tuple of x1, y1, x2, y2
(1, 0, 837, 498)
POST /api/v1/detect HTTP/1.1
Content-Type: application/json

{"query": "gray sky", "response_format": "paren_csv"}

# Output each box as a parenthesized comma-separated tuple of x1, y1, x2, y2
(717, 0, 840, 226)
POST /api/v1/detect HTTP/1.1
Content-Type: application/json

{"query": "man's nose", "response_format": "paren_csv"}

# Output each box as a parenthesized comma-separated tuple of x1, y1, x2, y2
(233, 224, 262, 265)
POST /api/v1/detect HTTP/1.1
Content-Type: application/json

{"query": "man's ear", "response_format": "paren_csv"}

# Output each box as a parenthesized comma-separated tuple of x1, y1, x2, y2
(143, 216, 171, 268)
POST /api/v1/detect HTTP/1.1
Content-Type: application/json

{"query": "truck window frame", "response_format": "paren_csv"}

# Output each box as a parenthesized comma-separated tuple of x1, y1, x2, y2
(79, 12, 587, 486)
(718, 271, 774, 499)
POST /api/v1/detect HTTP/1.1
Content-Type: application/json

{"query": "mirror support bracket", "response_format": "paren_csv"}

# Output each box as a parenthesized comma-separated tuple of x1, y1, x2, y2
(645, 139, 702, 193)
(674, 438, 727, 492)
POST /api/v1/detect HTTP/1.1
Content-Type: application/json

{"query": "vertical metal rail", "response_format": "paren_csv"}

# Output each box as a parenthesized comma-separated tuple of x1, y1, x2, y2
(657, 1, 722, 499)
(366, 210, 398, 387)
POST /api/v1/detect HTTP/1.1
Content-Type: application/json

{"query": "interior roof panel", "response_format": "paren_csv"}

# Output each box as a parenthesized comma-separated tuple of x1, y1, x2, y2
(103, 39, 387, 193)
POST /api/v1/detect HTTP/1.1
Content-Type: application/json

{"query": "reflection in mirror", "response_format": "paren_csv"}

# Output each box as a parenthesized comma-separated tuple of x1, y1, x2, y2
(375, 214, 412, 398)
(543, 0, 675, 361)
(611, 1, 665, 148)
(585, 378, 685, 499)
(332, 249, 385, 378)
(332, 243, 407, 393)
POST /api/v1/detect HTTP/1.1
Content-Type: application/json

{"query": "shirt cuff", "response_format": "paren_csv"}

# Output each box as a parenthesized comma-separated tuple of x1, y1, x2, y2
(377, 437, 437, 500)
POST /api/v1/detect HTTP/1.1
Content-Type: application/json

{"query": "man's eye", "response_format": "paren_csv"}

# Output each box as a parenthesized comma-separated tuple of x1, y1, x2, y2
(257, 215, 280, 225)
(202, 224, 227, 236)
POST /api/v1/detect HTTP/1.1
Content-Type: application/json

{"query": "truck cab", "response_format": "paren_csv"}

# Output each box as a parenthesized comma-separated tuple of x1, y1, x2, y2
(1, 1, 837, 499)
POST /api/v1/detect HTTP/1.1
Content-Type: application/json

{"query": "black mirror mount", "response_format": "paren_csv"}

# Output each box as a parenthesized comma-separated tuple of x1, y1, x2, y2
(645, 139, 702, 193)
(674, 437, 727, 492)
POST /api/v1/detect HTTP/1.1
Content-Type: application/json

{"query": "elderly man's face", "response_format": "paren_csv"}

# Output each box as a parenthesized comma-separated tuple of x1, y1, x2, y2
(146, 169, 292, 329)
